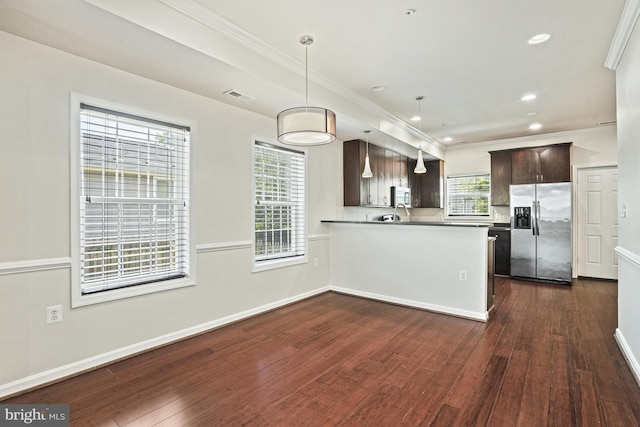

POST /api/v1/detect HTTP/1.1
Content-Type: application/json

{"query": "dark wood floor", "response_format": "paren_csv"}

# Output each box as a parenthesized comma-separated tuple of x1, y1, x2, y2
(4, 277, 640, 426)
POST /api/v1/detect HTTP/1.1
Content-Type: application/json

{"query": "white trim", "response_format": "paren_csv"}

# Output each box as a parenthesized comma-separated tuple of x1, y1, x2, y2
(0, 257, 72, 276)
(196, 241, 252, 253)
(330, 285, 489, 322)
(69, 93, 198, 308)
(573, 163, 619, 279)
(0, 286, 330, 399)
(605, 0, 640, 70)
(309, 234, 330, 241)
(615, 328, 640, 389)
(616, 246, 640, 269)
(446, 125, 616, 151)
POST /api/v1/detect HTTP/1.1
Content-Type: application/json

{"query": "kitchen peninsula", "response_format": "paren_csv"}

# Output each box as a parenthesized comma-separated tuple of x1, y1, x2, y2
(322, 220, 494, 321)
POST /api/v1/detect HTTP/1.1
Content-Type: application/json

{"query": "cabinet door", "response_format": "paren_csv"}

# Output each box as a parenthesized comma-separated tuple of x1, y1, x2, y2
(368, 144, 383, 206)
(407, 158, 421, 207)
(407, 159, 444, 208)
(421, 160, 444, 208)
(511, 149, 540, 184)
(343, 140, 362, 206)
(490, 151, 512, 205)
(538, 144, 570, 182)
(381, 148, 393, 206)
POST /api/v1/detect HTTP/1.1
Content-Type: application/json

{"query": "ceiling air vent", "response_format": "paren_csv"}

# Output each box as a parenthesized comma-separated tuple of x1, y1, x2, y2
(223, 89, 255, 102)
(598, 120, 617, 126)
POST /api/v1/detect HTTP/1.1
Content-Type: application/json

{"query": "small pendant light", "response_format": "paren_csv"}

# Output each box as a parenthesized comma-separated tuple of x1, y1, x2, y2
(414, 96, 427, 174)
(362, 130, 373, 178)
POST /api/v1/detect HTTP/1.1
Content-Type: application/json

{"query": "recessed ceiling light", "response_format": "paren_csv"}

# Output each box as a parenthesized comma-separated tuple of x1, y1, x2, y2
(443, 137, 453, 142)
(521, 94, 537, 102)
(411, 115, 421, 121)
(529, 123, 542, 130)
(528, 33, 551, 45)
(526, 112, 539, 117)
(370, 85, 385, 92)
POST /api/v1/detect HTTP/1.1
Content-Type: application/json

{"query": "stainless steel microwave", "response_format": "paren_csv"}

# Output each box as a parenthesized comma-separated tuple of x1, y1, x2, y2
(391, 186, 412, 208)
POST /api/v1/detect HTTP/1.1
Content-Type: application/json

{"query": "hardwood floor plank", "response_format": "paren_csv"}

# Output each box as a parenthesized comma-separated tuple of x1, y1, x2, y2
(4, 280, 640, 426)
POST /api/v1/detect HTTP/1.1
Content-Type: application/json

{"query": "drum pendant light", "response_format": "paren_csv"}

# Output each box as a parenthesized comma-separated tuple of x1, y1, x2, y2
(414, 95, 427, 174)
(277, 36, 336, 146)
(362, 130, 373, 178)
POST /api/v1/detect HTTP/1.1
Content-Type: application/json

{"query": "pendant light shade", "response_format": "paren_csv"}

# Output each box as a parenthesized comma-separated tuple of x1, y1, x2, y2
(362, 130, 373, 178)
(277, 107, 336, 145)
(414, 149, 427, 174)
(277, 35, 337, 146)
(414, 95, 427, 174)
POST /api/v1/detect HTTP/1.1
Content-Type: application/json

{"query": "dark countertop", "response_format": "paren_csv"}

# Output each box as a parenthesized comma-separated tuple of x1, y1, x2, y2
(321, 220, 493, 228)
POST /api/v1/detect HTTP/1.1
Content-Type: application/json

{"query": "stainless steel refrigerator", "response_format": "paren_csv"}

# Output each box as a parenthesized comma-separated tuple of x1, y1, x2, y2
(510, 182, 572, 283)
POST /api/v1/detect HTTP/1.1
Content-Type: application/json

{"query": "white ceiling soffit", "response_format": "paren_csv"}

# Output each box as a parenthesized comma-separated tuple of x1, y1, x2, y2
(83, 0, 444, 156)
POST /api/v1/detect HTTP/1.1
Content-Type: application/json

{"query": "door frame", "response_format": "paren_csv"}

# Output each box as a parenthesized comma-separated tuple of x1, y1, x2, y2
(572, 162, 618, 279)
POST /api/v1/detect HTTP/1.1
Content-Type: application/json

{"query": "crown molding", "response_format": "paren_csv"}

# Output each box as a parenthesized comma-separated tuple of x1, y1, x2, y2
(605, 0, 640, 70)
(445, 125, 617, 151)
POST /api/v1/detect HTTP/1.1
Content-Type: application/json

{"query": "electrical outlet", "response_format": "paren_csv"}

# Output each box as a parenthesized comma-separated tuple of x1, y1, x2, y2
(47, 305, 62, 324)
(313, 258, 319, 267)
(459, 270, 468, 282)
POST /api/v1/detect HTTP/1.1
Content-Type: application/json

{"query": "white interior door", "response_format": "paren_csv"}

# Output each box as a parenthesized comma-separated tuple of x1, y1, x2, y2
(577, 166, 618, 279)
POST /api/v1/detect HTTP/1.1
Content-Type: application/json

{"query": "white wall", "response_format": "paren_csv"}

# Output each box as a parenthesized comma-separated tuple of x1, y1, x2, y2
(0, 31, 338, 396)
(613, 9, 640, 386)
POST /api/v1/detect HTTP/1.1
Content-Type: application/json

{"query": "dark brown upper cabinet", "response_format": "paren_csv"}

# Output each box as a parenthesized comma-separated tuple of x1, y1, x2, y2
(343, 139, 410, 207)
(511, 143, 571, 184)
(343, 140, 441, 208)
(489, 142, 571, 206)
(489, 150, 512, 206)
(408, 159, 444, 208)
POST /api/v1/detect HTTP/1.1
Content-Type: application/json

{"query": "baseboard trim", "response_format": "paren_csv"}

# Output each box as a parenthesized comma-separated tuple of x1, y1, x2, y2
(615, 328, 640, 389)
(330, 286, 488, 322)
(0, 286, 330, 399)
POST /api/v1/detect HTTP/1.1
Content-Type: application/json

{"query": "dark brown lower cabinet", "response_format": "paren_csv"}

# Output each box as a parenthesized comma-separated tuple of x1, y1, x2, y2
(489, 226, 511, 276)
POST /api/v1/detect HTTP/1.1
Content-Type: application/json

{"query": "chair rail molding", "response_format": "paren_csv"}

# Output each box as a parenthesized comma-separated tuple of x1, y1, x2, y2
(0, 257, 72, 276)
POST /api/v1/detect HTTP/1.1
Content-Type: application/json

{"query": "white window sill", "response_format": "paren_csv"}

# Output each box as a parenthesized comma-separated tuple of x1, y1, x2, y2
(72, 276, 195, 308)
(253, 256, 307, 273)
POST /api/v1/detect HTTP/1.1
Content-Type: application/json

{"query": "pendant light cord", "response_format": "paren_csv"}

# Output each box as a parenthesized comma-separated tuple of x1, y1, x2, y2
(305, 43, 309, 106)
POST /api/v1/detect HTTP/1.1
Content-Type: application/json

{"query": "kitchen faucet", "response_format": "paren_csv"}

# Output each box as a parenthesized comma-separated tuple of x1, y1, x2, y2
(393, 203, 410, 223)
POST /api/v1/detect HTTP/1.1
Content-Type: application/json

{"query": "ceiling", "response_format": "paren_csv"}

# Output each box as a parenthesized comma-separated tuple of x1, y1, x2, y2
(0, 0, 625, 159)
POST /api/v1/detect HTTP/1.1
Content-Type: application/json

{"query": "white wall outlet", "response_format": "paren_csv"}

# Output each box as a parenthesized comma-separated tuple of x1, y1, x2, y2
(46, 305, 62, 324)
(313, 258, 319, 267)
(459, 270, 468, 282)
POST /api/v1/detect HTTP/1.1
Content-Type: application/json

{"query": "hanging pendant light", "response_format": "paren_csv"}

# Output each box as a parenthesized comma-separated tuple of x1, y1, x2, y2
(414, 95, 427, 174)
(277, 35, 336, 146)
(362, 130, 373, 178)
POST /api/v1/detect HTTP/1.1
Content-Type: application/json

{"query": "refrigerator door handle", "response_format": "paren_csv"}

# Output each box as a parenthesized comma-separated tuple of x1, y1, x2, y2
(531, 202, 537, 235)
(536, 201, 541, 236)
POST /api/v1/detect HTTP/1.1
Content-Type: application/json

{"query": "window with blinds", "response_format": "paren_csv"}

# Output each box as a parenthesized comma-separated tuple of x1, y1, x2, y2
(254, 142, 306, 264)
(447, 173, 490, 216)
(78, 104, 190, 294)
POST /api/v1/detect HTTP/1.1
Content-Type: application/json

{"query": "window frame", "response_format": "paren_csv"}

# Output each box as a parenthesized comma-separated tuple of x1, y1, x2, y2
(70, 93, 196, 307)
(446, 172, 491, 217)
(252, 138, 308, 272)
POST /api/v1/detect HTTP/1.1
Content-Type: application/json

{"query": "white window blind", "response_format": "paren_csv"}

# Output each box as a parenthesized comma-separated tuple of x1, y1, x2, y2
(447, 173, 490, 216)
(79, 104, 190, 294)
(254, 142, 306, 263)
